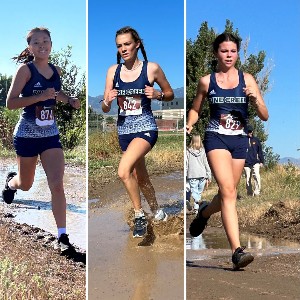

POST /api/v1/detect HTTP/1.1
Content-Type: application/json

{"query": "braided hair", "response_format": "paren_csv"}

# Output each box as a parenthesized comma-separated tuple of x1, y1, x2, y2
(13, 27, 51, 64)
(115, 26, 147, 64)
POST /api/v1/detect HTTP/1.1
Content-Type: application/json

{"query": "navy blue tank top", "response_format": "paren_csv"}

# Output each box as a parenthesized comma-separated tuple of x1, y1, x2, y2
(206, 70, 249, 135)
(113, 61, 158, 135)
(14, 62, 61, 138)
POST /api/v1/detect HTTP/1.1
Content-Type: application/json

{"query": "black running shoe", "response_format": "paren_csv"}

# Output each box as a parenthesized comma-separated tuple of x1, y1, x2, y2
(2, 172, 17, 204)
(133, 216, 148, 238)
(189, 201, 209, 237)
(58, 233, 76, 255)
(232, 246, 254, 270)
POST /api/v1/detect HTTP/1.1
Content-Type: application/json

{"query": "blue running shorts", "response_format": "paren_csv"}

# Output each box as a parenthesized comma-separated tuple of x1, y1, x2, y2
(13, 135, 63, 157)
(204, 131, 248, 159)
(118, 130, 158, 152)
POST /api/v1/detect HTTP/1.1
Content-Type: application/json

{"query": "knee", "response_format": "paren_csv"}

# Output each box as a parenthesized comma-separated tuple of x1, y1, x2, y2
(118, 167, 131, 182)
(220, 186, 237, 200)
(48, 180, 64, 195)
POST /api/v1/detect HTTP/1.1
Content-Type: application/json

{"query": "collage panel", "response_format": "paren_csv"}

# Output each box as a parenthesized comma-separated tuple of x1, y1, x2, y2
(0, 0, 86, 298)
(186, 1, 300, 299)
(0, 0, 300, 299)
(87, 0, 184, 299)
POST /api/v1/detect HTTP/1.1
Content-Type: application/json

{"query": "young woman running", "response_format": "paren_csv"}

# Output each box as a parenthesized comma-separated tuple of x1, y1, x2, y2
(2, 27, 80, 254)
(102, 26, 174, 238)
(186, 32, 268, 270)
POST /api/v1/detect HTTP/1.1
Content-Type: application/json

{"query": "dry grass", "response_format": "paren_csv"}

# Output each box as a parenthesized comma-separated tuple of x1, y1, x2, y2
(88, 131, 183, 198)
(0, 222, 85, 299)
(200, 163, 300, 230)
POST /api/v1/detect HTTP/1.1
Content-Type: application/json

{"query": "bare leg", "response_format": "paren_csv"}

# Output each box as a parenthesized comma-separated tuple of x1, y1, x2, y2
(203, 149, 245, 253)
(133, 157, 158, 213)
(9, 156, 37, 191)
(40, 148, 66, 228)
(118, 138, 152, 210)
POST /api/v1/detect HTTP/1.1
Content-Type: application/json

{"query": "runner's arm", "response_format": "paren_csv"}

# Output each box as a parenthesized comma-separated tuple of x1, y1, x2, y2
(6, 65, 53, 109)
(244, 73, 269, 121)
(102, 65, 118, 113)
(186, 75, 209, 134)
(146, 62, 174, 101)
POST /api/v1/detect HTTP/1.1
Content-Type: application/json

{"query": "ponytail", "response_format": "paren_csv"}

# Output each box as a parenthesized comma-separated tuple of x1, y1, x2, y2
(12, 48, 34, 64)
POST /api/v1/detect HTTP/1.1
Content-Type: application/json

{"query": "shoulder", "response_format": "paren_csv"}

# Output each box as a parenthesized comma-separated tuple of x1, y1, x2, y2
(146, 61, 161, 76)
(53, 65, 62, 76)
(16, 64, 31, 80)
(107, 64, 119, 76)
(198, 74, 211, 91)
(243, 72, 256, 85)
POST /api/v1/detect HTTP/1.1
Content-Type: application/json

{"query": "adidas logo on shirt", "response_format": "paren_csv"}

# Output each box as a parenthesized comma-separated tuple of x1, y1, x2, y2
(34, 82, 42, 88)
(115, 82, 119, 88)
(209, 89, 216, 95)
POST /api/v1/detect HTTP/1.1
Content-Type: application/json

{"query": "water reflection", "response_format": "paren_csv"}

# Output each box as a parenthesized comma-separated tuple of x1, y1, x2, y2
(0, 164, 86, 250)
(186, 228, 300, 255)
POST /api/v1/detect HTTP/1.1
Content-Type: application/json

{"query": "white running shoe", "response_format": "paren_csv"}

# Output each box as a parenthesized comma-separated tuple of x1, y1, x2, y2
(154, 209, 168, 221)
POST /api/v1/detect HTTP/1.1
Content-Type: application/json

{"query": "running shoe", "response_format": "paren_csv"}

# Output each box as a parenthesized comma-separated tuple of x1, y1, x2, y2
(154, 209, 168, 221)
(2, 172, 17, 204)
(189, 201, 209, 237)
(133, 216, 148, 238)
(58, 233, 76, 255)
(232, 246, 254, 270)
(193, 202, 199, 211)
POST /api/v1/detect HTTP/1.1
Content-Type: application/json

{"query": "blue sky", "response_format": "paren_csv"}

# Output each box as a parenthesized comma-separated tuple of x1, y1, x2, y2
(1, 0, 86, 79)
(2, 0, 298, 159)
(187, 0, 300, 158)
(88, 0, 184, 97)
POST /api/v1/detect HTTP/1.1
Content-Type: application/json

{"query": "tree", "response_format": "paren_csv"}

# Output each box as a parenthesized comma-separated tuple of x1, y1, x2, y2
(50, 46, 86, 149)
(0, 74, 12, 106)
(186, 19, 278, 168)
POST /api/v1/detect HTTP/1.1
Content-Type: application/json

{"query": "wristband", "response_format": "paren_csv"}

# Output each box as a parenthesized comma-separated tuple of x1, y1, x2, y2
(102, 99, 110, 107)
(158, 92, 164, 101)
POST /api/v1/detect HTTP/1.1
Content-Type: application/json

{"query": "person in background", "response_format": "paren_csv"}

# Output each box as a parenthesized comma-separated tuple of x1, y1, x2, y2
(244, 125, 264, 196)
(186, 134, 211, 212)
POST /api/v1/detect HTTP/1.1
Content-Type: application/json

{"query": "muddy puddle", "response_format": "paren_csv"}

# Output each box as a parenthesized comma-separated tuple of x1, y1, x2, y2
(88, 172, 184, 300)
(0, 162, 86, 250)
(186, 227, 300, 261)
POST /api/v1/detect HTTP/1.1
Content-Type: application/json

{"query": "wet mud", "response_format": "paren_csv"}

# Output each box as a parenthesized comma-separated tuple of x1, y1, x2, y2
(0, 159, 86, 249)
(88, 171, 184, 300)
(186, 201, 300, 300)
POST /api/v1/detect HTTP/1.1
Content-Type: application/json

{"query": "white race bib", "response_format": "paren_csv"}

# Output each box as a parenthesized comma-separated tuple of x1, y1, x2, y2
(35, 105, 55, 126)
(118, 96, 142, 116)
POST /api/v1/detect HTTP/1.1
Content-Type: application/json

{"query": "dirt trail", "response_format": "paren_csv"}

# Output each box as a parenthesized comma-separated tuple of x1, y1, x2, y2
(186, 204, 300, 300)
(88, 171, 184, 300)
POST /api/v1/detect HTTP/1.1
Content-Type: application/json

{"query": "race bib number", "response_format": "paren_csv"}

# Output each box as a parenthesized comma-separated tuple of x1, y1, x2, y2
(35, 105, 55, 126)
(220, 114, 243, 131)
(118, 96, 142, 116)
